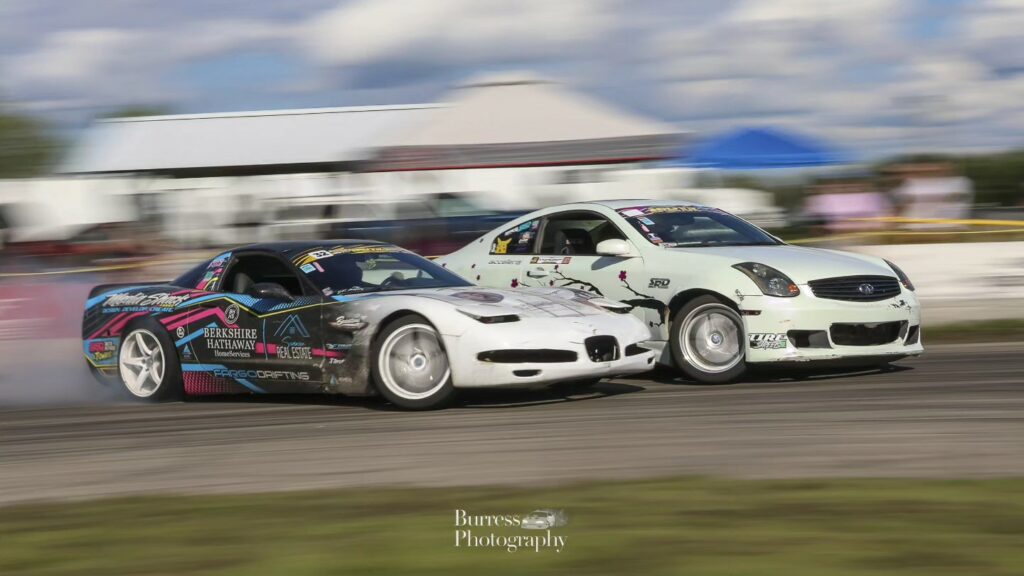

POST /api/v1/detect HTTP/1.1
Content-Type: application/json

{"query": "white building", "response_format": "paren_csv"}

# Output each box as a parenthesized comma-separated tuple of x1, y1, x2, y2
(39, 76, 686, 246)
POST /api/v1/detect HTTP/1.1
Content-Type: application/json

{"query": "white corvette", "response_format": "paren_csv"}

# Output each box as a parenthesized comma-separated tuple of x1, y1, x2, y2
(437, 200, 923, 383)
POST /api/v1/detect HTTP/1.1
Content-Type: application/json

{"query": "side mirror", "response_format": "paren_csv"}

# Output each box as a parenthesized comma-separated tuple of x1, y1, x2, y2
(247, 282, 294, 301)
(595, 239, 635, 258)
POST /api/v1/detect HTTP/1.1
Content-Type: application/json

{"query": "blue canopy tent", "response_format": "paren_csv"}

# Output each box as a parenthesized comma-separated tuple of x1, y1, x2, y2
(678, 127, 849, 170)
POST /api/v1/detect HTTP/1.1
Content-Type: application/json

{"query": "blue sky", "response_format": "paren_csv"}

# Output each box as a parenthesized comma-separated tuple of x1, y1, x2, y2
(2, 0, 1023, 157)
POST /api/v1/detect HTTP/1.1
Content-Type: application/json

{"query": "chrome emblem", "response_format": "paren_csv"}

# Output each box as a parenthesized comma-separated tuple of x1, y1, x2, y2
(858, 283, 875, 295)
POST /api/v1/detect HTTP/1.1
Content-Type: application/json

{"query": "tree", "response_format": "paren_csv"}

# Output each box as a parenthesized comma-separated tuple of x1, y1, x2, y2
(0, 108, 60, 177)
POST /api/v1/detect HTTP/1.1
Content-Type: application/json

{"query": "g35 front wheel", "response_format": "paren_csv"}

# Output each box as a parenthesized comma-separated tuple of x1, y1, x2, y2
(670, 295, 747, 383)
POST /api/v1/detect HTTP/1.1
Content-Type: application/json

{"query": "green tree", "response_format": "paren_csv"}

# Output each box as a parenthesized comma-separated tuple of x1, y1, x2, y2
(0, 108, 59, 177)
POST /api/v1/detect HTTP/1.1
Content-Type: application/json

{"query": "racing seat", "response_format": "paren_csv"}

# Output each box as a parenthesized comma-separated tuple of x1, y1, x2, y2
(554, 228, 596, 255)
(334, 259, 365, 291)
(232, 272, 255, 294)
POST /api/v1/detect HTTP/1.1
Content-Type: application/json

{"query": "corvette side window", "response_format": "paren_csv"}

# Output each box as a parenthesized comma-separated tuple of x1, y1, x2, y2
(221, 254, 306, 297)
(490, 219, 540, 255)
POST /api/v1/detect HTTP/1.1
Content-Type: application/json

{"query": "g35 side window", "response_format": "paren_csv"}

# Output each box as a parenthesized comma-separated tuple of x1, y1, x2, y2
(490, 219, 540, 255)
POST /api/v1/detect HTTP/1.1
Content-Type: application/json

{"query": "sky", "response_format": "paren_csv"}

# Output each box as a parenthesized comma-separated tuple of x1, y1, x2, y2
(2, 0, 1024, 158)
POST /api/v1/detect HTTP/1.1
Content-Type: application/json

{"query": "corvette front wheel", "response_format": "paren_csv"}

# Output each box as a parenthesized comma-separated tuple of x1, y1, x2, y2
(371, 315, 455, 410)
(117, 320, 182, 401)
(670, 296, 747, 384)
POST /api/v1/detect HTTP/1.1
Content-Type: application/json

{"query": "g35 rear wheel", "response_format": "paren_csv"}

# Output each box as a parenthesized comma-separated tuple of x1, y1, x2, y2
(371, 314, 455, 410)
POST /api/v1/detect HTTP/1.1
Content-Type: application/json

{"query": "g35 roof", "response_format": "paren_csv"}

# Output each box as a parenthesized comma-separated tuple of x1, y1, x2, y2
(579, 199, 705, 209)
(233, 239, 393, 257)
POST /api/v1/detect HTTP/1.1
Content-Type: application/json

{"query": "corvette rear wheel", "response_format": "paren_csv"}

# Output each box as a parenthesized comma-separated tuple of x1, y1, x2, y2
(117, 320, 182, 401)
(371, 315, 455, 410)
(670, 295, 747, 383)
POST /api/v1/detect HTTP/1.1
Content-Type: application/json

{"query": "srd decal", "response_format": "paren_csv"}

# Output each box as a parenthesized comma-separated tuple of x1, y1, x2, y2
(648, 278, 670, 289)
(748, 333, 788, 349)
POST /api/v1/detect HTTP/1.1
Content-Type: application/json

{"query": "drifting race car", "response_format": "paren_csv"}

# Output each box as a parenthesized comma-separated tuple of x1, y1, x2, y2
(436, 200, 923, 383)
(82, 241, 655, 409)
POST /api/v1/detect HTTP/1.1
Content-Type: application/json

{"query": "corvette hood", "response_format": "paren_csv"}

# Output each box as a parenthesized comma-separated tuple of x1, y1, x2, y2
(669, 245, 895, 283)
(363, 286, 610, 318)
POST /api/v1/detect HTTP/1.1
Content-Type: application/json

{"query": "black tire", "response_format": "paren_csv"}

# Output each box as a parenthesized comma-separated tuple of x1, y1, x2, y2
(370, 314, 456, 410)
(116, 317, 183, 402)
(669, 295, 747, 384)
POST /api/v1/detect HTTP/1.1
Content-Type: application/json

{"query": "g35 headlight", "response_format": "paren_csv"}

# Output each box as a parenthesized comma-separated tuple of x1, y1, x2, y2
(733, 262, 800, 297)
(884, 259, 915, 291)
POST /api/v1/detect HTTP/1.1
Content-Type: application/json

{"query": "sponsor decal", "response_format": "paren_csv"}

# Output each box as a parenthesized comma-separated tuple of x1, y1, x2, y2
(205, 327, 258, 357)
(88, 339, 116, 362)
(300, 263, 315, 273)
(212, 368, 310, 381)
(103, 292, 190, 309)
(209, 252, 231, 267)
(648, 278, 670, 289)
(328, 357, 345, 365)
(224, 303, 240, 325)
(749, 333, 788, 349)
(646, 233, 664, 244)
(308, 249, 334, 260)
(488, 258, 521, 265)
(273, 314, 310, 342)
(617, 205, 714, 217)
(325, 342, 351, 351)
(530, 256, 572, 265)
(329, 315, 367, 331)
(175, 326, 186, 338)
(313, 262, 324, 272)
(276, 345, 312, 360)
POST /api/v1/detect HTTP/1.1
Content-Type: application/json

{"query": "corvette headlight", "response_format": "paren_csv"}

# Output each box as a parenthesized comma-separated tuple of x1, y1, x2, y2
(457, 309, 520, 324)
(733, 262, 800, 297)
(884, 259, 915, 291)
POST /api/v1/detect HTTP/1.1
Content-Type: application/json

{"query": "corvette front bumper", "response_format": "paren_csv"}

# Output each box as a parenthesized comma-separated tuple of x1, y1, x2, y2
(443, 315, 656, 388)
(739, 288, 923, 364)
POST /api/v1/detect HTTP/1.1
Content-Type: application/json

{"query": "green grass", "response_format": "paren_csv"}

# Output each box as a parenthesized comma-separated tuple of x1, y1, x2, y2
(925, 319, 1024, 343)
(2, 478, 1024, 575)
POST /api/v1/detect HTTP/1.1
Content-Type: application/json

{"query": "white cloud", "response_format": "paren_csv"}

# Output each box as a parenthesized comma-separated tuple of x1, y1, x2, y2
(2, 0, 1024, 154)
(299, 0, 614, 66)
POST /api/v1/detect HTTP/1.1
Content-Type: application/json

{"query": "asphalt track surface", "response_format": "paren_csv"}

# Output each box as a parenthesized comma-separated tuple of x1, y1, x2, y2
(1, 343, 1023, 504)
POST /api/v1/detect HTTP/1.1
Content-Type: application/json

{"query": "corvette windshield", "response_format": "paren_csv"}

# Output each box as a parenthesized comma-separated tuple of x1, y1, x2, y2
(295, 245, 471, 295)
(616, 205, 780, 247)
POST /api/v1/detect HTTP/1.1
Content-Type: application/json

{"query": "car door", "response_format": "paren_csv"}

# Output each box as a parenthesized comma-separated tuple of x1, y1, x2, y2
(188, 251, 324, 390)
(472, 216, 543, 289)
(523, 210, 663, 335)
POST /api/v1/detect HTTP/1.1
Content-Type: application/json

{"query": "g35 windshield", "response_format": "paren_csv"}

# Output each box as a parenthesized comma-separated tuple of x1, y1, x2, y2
(616, 206, 780, 247)
(295, 245, 471, 295)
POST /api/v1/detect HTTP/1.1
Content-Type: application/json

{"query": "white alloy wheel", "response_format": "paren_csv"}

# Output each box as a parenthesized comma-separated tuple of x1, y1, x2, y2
(118, 329, 166, 398)
(680, 303, 744, 374)
(377, 323, 451, 401)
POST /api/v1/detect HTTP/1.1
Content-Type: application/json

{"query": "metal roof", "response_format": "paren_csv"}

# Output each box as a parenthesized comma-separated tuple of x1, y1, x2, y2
(371, 78, 684, 170)
(61, 104, 440, 174)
